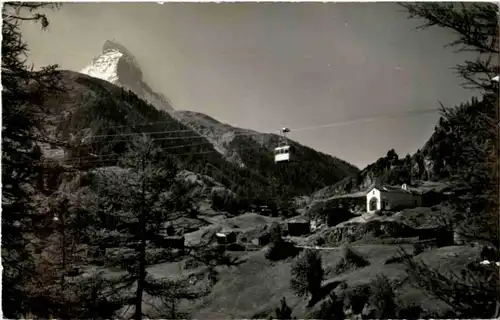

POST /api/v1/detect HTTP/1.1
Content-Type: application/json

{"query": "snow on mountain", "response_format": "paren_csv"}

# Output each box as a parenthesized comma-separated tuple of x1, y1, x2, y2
(79, 41, 267, 168)
(79, 40, 249, 166)
(80, 40, 174, 112)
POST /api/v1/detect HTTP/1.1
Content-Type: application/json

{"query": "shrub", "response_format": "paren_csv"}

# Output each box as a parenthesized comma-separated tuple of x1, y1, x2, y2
(397, 302, 422, 320)
(266, 223, 299, 261)
(326, 207, 353, 227)
(315, 237, 326, 246)
(210, 192, 226, 211)
(366, 275, 397, 319)
(274, 297, 293, 320)
(313, 291, 345, 320)
(226, 243, 246, 251)
(334, 246, 370, 275)
(290, 249, 324, 300)
(345, 284, 371, 314)
(269, 222, 283, 244)
(480, 245, 499, 262)
(413, 243, 424, 255)
(266, 240, 299, 261)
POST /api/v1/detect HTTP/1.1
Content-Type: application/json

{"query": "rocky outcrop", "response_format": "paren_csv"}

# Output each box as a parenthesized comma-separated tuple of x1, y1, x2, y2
(317, 220, 419, 246)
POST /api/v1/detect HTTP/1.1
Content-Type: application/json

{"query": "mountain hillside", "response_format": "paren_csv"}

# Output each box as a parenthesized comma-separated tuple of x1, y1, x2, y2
(74, 41, 360, 200)
(81, 41, 359, 176)
(174, 110, 359, 191)
(312, 95, 495, 201)
(39, 70, 358, 204)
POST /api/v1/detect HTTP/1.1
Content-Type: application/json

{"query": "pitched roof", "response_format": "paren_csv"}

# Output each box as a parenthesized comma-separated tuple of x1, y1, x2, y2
(372, 185, 420, 195)
(288, 218, 310, 224)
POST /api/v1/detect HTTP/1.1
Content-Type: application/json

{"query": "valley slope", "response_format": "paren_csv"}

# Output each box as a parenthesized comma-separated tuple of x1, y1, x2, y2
(41, 68, 358, 204)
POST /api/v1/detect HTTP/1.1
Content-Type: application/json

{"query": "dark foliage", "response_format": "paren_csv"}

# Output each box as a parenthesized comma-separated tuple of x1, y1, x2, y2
(290, 249, 324, 301)
(1, 2, 64, 317)
(401, 2, 498, 90)
(366, 275, 398, 319)
(313, 291, 345, 320)
(269, 222, 283, 244)
(274, 297, 294, 320)
(326, 207, 354, 227)
(333, 246, 370, 275)
(397, 302, 423, 320)
(45, 73, 359, 208)
(402, 248, 499, 318)
(344, 284, 371, 315)
(396, 3, 499, 318)
(73, 136, 234, 318)
(266, 223, 300, 261)
(400, 2, 499, 246)
(210, 189, 247, 215)
(412, 242, 424, 255)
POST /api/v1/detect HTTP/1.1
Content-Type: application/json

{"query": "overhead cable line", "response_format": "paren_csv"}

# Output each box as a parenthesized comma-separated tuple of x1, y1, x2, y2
(81, 107, 441, 141)
(37, 107, 441, 165)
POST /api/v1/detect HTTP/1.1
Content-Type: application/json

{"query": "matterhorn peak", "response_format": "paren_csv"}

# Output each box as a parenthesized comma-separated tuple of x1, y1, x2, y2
(102, 40, 135, 57)
(80, 40, 173, 111)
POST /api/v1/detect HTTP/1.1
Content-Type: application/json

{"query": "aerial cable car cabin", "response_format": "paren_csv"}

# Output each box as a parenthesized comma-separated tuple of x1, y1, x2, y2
(275, 145, 291, 162)
(274, 127, 292, 163)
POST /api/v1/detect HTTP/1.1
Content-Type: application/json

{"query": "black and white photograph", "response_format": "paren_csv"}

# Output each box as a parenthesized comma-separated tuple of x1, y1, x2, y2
(2, 1, 499, 319)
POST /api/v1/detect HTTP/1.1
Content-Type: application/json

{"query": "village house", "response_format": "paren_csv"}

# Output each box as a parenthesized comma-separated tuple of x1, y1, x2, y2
(163, 235, 185, 249)
(287, 219, 310, 236)
(215, 230, 238, 245)
(366, 184, 422, 213)
(251, 232, 271, 247)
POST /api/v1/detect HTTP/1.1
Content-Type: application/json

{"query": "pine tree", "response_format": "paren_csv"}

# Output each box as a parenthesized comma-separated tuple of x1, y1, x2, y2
(1, 2, 62, 317)
(30, 191, 109, 319)
(86, 135, 226, 318)
(290, 249, 324, 302)
(400, 3, 499, 318)
(401, 1, 498, 244)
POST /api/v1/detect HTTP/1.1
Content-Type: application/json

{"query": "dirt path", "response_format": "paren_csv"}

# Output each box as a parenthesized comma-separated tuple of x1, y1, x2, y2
(296, 245, 340, 250)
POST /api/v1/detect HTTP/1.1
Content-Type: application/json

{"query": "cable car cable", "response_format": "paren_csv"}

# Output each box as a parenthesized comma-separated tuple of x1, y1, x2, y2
(84, 107, 440, 141)
(37, 107, 441, 165)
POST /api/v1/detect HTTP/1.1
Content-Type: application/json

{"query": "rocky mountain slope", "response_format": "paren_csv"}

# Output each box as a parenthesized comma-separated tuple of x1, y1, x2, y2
(81, 41, 358, 175)
(39, 69, 358, 203)
(73, 41, 359, 199)
(312, 95, 493, 201)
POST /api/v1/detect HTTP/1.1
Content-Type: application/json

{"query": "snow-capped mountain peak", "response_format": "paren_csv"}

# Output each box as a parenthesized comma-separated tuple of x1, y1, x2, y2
(80, 40, 173, 111)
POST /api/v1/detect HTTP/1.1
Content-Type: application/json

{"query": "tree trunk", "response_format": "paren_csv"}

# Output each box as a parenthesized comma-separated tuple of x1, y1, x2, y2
(134, 226, 146, 320)
(134, 157, 147, 320)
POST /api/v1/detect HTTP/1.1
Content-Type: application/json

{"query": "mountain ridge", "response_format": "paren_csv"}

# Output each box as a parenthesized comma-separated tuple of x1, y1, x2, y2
(77, 41, 359, 185)
(311, 95, 495, 202)
(39, 69, 359, 206)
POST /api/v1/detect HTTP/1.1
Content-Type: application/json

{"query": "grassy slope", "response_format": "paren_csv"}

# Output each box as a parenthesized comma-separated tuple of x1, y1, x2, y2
(187, 243, 477, 319)
(73, 202, 482, 319)
(175, 208, 483, 319)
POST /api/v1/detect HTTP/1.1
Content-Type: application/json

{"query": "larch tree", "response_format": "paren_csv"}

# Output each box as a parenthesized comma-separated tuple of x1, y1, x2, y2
(400, 2, 499, 318)
(84, 135, 232, 319)
(1, 2, 62, 317)
(290, 249, 324, 303)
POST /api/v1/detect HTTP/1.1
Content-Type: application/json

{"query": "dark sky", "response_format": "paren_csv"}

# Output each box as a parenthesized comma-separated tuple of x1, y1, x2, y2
(21, 2, 478, 168)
